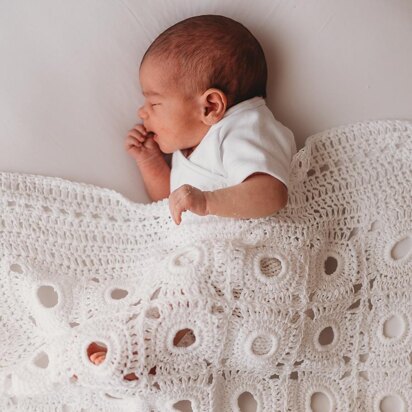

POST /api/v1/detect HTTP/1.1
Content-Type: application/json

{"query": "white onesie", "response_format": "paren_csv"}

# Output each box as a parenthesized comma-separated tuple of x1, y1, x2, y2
(170, 97, 296, 192)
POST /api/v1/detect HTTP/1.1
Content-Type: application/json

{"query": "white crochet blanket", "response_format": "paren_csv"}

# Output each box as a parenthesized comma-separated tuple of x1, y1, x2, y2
(0, 120, 411, 412)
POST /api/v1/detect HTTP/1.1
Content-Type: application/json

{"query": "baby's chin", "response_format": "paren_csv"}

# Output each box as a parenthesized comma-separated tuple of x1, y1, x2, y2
(154, 137, 180, 154)
(157, 142, 173, 154)
(152, 135, 168, 152)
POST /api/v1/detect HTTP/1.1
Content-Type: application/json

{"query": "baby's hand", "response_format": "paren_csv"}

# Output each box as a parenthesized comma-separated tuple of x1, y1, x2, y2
(169, 184, 208, 225)
(89, 351, 106, 365)
(125, 124, 163, 166)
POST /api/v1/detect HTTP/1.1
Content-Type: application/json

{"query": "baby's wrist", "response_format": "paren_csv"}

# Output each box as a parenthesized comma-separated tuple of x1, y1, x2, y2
(203, 191, 214, 216)
(135, 152, 166, 171)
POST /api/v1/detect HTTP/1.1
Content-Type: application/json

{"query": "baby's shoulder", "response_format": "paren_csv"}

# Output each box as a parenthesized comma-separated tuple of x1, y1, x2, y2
(218, 104, 279, 142)
(215, 102, 296, 159)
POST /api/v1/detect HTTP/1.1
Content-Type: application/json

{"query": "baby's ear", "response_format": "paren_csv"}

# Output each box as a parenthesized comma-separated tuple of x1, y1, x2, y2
(200, 89, 227, 126)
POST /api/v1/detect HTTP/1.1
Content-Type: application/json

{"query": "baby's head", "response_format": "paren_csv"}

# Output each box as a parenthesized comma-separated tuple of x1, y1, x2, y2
(138, 15, 267, 154)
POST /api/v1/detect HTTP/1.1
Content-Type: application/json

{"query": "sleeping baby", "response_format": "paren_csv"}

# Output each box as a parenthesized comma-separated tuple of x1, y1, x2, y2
(86, 14, 296, 377)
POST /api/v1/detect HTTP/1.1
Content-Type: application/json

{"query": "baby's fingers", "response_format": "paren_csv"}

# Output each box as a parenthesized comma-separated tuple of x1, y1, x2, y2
(90, 352, 106, 365)
(127, 129, 146, 143)
(125, 135, 142, 150)
(133, 124, 148, 135)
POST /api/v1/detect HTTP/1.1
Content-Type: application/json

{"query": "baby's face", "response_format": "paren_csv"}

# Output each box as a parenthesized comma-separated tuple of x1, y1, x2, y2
(138, 56, 209, 154)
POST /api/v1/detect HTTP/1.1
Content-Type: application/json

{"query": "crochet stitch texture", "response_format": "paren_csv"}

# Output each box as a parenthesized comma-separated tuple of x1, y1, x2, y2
(0, 120, 411, 411)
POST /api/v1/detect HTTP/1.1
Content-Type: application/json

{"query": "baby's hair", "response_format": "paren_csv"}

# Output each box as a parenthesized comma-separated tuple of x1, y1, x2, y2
(141, 15, 267, 108)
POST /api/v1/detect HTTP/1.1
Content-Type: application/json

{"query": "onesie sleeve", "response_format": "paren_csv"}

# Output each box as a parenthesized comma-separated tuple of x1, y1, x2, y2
(220, 107, 296, 188)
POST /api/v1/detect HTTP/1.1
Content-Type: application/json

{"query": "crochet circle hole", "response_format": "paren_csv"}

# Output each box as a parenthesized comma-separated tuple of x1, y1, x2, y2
(318, 326, 334, 346)
(324, 256, 338, 275)
(379, 394, 405, 412)
(251, 335, 275, 356)
(246, 331, 278, 359)
(383, 315, 405, 339)
(259, 257, 282, 278)
(173, 400, 193, 412)
(310, 392, 331, 412)
(390, 235, 411, 261)
(175, 254, 193, 266)
(10, 263, 23, 274)
(37, 285, 59, 308)
(238, 392, 257, 412)
(33, 351, 49, 369)
(87, 341, 108, 364)
(110, 288, 128, 300)
(173, 329, 196, 348)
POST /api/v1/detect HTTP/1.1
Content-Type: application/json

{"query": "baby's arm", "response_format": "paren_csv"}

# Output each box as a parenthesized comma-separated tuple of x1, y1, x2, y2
(138, 155, 170, 201)
(169, 173, 287, 224)
(206, 173, 287, 217)
(125, 125, 170, 201)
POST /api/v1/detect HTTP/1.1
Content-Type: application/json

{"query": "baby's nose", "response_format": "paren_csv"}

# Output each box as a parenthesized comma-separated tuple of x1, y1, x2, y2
(137, 106, 148, 120)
